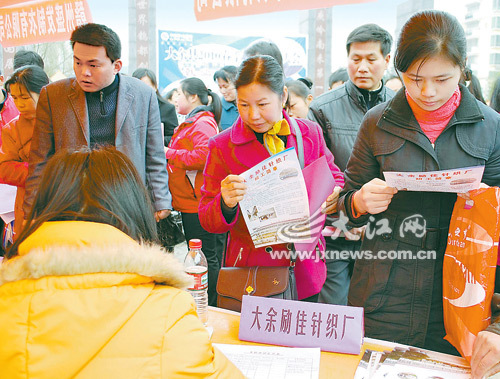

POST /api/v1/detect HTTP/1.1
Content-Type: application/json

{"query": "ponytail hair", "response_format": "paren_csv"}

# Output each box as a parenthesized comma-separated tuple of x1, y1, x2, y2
(180, 77, 222, 125)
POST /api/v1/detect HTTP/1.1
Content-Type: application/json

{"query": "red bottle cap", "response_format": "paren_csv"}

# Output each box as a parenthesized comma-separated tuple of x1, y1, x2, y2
(188, 239, 202, 249)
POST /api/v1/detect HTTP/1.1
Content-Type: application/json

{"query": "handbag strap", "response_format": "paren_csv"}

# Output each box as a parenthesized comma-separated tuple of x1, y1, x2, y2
(289, 117, 302, 265)
(289, 117, 304, 170)
(221, 231, 229, 268)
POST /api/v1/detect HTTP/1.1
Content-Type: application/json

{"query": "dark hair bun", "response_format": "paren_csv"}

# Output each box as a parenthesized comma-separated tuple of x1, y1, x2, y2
(297, 77, 313, 89)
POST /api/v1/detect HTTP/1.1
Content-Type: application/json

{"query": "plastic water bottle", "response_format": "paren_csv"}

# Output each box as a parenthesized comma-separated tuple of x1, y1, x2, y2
(184, 239, 208, 325)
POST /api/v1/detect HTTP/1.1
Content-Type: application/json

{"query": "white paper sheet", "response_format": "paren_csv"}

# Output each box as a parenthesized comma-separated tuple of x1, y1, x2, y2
(1, 211, 15, 224)
(0, 183, 16, 214)
(383, 165, 484, 193)
(213, 343, 320, 379)
(238, 147, 311, 247)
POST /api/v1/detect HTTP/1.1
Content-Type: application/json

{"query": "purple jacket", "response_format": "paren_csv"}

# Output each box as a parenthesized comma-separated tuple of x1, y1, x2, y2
(199, 111, 344, 299)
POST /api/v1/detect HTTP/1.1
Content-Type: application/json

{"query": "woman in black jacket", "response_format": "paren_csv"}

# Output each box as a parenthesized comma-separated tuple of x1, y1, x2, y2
(337, 11, 500, 377)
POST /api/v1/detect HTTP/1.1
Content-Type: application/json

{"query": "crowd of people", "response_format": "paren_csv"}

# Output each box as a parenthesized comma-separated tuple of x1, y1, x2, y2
(0, 9, 500, 378)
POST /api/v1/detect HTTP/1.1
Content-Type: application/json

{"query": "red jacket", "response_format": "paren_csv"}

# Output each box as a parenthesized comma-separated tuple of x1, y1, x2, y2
(0, 115, 34, 236)
(166, 110, 218, 213)
(199, 111, 344, 299)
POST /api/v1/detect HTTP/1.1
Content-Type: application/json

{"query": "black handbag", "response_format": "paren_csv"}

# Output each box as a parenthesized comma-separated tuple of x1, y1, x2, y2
(156, 212, 185, 251)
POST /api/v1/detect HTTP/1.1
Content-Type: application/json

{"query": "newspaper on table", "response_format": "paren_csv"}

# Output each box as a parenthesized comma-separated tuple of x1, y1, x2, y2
(354, 349, 386, 379)
(355, 346, 471, 379)
(383, 165, 484, 193)
(239, 147, 311, 248)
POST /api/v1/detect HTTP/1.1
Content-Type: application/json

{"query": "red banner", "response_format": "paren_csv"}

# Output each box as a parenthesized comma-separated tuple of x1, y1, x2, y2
(194, 0, 375, 21)
(0, 0, 92, 47)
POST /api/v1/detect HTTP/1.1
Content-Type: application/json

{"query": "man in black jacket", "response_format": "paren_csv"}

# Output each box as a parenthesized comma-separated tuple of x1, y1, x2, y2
(308, 23, 395, 305)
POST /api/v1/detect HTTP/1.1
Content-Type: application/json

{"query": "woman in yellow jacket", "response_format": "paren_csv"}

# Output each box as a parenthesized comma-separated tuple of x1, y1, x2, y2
(0, 65, 49, 238)
(0, 147, 243, 379)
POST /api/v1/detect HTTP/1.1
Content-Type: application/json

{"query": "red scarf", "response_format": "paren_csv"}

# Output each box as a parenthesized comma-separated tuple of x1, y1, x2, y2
(406, 86, 461, 144)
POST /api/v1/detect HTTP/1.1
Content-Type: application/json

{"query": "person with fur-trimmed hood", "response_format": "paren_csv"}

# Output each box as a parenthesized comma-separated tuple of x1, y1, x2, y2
(0, 147, 243, 379)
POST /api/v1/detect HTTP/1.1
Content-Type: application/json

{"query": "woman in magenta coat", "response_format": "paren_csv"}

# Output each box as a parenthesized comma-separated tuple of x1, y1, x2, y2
(199, 56, 344, 301)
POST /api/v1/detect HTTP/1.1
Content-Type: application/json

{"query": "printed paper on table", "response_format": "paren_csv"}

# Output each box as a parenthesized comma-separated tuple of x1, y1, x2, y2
(213, 343, 320, 379)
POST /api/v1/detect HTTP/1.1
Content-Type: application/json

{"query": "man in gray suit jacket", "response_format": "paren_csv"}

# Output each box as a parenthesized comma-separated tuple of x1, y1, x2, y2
(24, 23, 172, 220)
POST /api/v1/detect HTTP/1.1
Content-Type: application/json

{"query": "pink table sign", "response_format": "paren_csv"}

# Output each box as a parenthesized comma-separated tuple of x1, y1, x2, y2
(239, 295, 364, 354)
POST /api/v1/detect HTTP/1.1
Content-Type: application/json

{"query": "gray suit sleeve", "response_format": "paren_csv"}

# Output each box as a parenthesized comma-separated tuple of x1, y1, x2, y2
(145, 89, 172, 211)
(23, 86, 55, 217)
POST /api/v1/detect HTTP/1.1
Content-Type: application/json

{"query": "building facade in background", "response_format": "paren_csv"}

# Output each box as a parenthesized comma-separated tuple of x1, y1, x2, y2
(463, 0, 500, 98)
